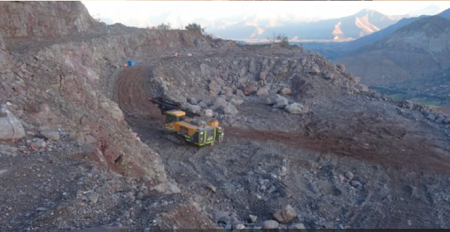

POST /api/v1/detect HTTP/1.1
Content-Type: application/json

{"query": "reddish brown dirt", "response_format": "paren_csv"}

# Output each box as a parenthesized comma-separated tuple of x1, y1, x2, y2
(115, 64, 450, 176)
(225, 127, 450, 175)
(114, 65, 165, 124)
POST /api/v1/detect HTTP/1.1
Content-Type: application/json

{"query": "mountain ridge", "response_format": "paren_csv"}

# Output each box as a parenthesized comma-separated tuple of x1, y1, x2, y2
(335, 15, 450, 106)
(209, 9, 402, 41)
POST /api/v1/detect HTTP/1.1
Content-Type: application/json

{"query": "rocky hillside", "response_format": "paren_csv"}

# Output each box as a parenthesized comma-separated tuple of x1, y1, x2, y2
(0, 2, 96, 41)
(0, 2, 199, 187)
(148, 45, 363, 126)
(303, 8, 450, 61)
(0, 3, 226, 230)
(1, 2, 450, 231)
(336, 16, 450, 105)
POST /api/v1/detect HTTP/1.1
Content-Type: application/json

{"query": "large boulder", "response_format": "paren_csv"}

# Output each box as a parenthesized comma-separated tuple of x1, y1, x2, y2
(198, 101, 208, 109)
(285, 103, 307, 114)
(185, 104, 202, 115)
(243, 86, 258, 96)
(292, 223, 306, 229)
(187, 97, 198, 105)
(358, 84, 369, 92)
(236, 89, 245, 98)
(219, 103, 238, 116)
(213, 211, 241, 229)
(259, 71, 268, 81)
(230, 96, 244, 106)
(0, 104, 25, 140)
(266, 94, 287, 106)
(209, 90, 218, 97)
(308, 65, 321, 75)
(239, 66, 248, 77)
(212, 97, 228, 110)
(280, 88, 292, 95)
(238, 77, 247, 84)
(213, 77, 225, 86)
(208, 80, 222, 94)
(256, 88, 269, 97)
(40, 130, 60, 141)
(444, 117, 450, 124)
(273, 205, 297, 224)
(323, 71, 335, 80)
(221, 86, 234, 98)
(336, 64, 346, 73)
(274, 98, 289, 109)
(263, 220, 279, 229)
(205, 109, 213, 117)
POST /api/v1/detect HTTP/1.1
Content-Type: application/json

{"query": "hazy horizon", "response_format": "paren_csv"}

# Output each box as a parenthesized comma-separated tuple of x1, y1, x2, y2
(83, 1, 450, 41)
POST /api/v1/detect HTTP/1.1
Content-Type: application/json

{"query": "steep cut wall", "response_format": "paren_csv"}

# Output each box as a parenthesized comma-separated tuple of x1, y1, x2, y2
(0, 2, 96, 40)
(21, 29, 217, 190)
(0, 2, 224, 193)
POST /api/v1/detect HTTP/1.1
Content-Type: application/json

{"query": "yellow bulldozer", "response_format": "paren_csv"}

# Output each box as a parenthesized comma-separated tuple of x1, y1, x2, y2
(150, 97, 224, 146)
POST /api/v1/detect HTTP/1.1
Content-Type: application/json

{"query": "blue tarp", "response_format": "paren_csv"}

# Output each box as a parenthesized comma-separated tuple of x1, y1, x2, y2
(128, 60, 135, 67)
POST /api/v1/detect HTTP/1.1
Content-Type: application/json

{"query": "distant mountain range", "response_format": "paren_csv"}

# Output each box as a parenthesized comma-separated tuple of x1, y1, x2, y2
(334, 8, 450, 106)
(300, 15, 428, 59)
(337, 15, 450, 85)
(209, 9, 402, 41)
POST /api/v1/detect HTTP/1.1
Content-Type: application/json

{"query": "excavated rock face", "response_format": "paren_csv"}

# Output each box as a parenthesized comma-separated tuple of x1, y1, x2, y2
(10, 20, 222, 188)
(0, 2, 96, 40)
(0, 1, 239, 197)
(0, 104, 25, 140)
(0, 2, 174, 191)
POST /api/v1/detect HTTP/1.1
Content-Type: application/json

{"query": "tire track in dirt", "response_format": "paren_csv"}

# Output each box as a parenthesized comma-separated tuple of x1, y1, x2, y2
(115, 65, 165, 124)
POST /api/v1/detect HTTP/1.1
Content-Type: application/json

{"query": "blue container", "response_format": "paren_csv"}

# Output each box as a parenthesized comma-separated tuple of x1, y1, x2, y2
(128, 60, 135, 67)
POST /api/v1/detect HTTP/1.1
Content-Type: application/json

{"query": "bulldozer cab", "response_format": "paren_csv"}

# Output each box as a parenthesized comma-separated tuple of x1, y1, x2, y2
(165, 110, 186, 123)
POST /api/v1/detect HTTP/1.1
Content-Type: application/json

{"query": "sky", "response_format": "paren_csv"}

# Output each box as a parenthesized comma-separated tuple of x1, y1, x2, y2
(83, 1, 450, 37)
